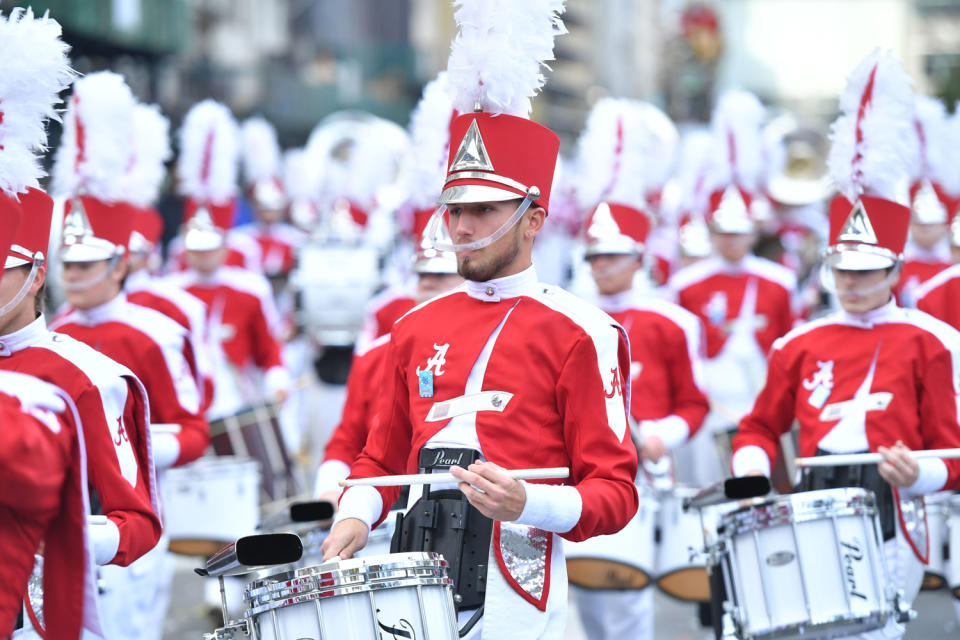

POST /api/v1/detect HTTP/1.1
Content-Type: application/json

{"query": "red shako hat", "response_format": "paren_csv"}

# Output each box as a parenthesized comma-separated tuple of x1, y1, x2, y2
(583, 203, 651, 257)
(128, 206, 165, 253)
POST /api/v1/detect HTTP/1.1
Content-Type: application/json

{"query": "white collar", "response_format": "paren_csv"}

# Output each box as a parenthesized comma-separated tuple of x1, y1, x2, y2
(68, 294, 128, 325)
(836, 297, 899, 328)
(125, 269, 152, 291)
(0, 314, 50, 356)
(596, 289, 640, 313)
(904, 240, 951, 263)
(464, 265, 539, 302)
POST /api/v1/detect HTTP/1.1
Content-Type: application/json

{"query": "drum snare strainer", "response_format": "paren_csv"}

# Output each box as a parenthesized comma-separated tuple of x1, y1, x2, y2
(711, 487, 913, 640)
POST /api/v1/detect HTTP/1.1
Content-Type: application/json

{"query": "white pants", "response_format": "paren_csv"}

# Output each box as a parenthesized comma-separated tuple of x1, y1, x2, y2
(571, 586, 654, 640)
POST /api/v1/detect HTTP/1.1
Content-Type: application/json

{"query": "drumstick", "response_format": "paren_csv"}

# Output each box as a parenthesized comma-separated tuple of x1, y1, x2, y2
(796, 448, 960, 467)
(150, 423, 182, 434)
(339, 467, 570, 487)
(88, 515, 109, 526)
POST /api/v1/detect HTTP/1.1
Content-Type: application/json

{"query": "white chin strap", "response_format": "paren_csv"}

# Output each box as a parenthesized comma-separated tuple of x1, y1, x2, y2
(0, 260, 40, 317)
(62, 256, 120, 293)
(819, 261, 901, 297)
(426, 190, 537, 253)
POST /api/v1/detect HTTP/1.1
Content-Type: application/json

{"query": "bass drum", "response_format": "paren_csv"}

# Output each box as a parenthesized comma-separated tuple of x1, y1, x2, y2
(564, 487, 658, 590)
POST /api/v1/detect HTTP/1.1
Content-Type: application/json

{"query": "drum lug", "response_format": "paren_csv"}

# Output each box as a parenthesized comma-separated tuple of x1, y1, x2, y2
(203, 619, 251, 640)
(720, 610, 739, 640)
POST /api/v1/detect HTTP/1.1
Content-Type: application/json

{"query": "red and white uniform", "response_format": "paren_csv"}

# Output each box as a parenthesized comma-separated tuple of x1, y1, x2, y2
(233, 221, 306, 276)
(915, 263, 960, 331)
(0, 317, 161, 567)
(0, 371, 97, 640)
(51, 295, 209, 469)
(337, 268, 639, 637)
(893, 240, 952, 307)
(167, 266, 289, 418)
(125, 269, 214, 411)
(314, 333, 390, 495)
(355, 286, 416, 353)
(599, 291, 709, 447)
(732, 299, 960, 485)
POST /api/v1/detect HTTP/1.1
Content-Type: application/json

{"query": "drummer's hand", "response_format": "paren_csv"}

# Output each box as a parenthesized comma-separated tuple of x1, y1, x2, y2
(271, 388, 290, 406)
(320, 518, 368, 561)
(877, 441, 919, 488)
(640, 434, 667, 463)
(450, 461, 526, 522)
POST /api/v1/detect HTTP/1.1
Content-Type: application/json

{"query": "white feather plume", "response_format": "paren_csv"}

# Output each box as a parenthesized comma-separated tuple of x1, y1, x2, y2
(405, 72, 455, 209)
(52, 71, 136, 200)
(241, 116, 282, 185)
(118, 103, 171, 207)
(283, 148, 320, 202)
(827, 50, 918, 204)
(675, 128, 719, 216)
(914, 95, 958, 195)
(0, 8, 74, 198)
(176, 99, 239, 205)
(635, 102, 678, 193)
(709, 89, 767, 194)
(446, 0, 567, 117)
(574, 97, 648, 211)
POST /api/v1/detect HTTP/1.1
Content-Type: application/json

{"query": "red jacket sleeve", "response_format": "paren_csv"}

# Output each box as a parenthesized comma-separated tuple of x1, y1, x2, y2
(664, 321, 709, 438)
(558, 330, 639, 542)
(0, 400, 69, 515)
(323, 344, 386, 465)
(250, 296, 285, 372)
(917, 341, 960, 489)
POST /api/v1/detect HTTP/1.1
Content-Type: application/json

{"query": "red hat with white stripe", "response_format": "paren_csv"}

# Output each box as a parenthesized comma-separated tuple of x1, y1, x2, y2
(435, 0, 565, 212)
(824, 51, 918, 271)
(583, 203, 651, 257)
(0, 9, 73, 272)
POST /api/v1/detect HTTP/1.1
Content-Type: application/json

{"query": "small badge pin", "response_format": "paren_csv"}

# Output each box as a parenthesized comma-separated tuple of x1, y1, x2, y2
(418, 370, 434, 398)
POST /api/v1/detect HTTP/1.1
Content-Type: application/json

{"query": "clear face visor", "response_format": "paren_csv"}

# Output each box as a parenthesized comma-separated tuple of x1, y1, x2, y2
(424, 187, 539, 253)
(61, 255, 121, 293)
(818, 260, 901, 298)
(0, 256, 43, 318)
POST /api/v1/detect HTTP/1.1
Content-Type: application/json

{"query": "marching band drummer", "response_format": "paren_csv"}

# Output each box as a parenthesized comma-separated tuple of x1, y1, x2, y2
(322, 3, 639, 638)
(570, 96, 710, 640)
(731, 52, 960, 640)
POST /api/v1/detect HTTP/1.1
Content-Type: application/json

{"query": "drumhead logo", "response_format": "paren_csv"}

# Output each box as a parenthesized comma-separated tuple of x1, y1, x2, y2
(764, 550, 795, 567)
(841, 538, 868, 600)
(376, 609, 416, 639)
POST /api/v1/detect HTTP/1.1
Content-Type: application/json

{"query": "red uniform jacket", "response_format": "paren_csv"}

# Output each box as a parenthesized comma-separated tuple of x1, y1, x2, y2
(599, 291, 709, 448)
(52, 296, 210, 467)
(667, 255, 797, 358)
(348, 269, 639, 541)
(0, 371, 94, 640)
(234, 221, 306, 276)
(732, 300, 960, 492)
(915, 263, 960, 331)
(356, 287, 416, 353)
(0, 317, 161, 566)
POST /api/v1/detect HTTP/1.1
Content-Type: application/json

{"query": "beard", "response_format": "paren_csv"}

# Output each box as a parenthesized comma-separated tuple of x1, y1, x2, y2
(457, 228, 522, 282)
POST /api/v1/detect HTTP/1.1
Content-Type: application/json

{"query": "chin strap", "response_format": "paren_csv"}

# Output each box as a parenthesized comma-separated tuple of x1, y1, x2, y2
(819, 261, 902, 298)
(426, 187, 539, 253)
(0, 259, 42, 318)
(61, 255, 121, 293)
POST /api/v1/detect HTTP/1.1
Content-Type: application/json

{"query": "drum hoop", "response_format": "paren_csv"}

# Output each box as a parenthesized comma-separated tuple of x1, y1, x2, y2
(244, 554, 448, 593)
(720, 498, 879, 536)
(244, 576, 453, 617)
(247, 568, 450, 602)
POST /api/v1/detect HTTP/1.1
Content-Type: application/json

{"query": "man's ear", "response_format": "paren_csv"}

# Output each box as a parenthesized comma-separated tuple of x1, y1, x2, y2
(31, 264, 47, 294)
(523, 206, 546, 239)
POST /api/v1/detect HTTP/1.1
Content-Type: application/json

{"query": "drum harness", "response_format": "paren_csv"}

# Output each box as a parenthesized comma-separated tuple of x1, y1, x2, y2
(391, 447, 493, 637)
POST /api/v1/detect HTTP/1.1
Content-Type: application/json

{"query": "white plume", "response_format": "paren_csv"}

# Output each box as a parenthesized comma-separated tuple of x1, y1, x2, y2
(118, 103, 171, 207)
(827, 50, 918, 204)
(635, 102, 678, 193)
(446, 0, 567, 117)
(914, 95, 958, 195)
(52, 71, 136, 200)
(405, 72, 455, 209)
(283, 147, 321, 202)
(709, 89, 767, 194)
(176, 99, 239, 205)
(241, 116, 282, 185)
(675, 128, 719, 216)
(0, 8, 74, 198)
(574, 97, 648, 211)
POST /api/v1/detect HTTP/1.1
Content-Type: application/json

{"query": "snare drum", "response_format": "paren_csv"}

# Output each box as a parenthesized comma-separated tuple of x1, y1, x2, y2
(564, 488, 657, 590)
(162, 456, 261, 556)
(714, 488, 896, 640)
(922, 492, 950, 590)
(243, 552, 458, 640)
(655, 486, 733, 602)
